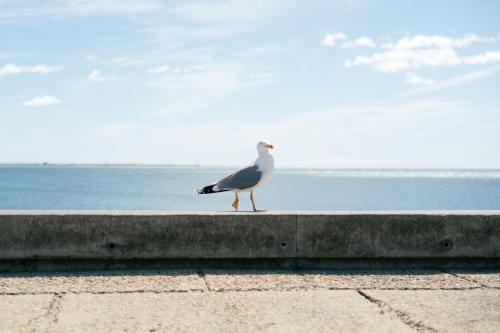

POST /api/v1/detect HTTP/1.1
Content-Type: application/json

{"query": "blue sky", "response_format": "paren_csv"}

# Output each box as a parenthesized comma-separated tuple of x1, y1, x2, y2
(1, 0, 499, 168)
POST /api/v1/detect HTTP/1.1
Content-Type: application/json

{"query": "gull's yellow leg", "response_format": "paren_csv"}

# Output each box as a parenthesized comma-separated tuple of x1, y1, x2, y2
(232, 192, 239, 211)
(250, 191, 257, 212)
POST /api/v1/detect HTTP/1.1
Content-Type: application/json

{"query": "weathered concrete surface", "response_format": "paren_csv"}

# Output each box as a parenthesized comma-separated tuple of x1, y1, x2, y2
(1, 269, 499, 332)
(0, 211, 296, 259)
(0, 270, 205, 294)
(301, 270, 480, 290)
(0, 294, 54, 332)
(203, 269, 480, 291)
(49, 291, 414, 333)
(204, 270, 306, 291)
(0, 269, 485, 294)
(450, 269, 500, 288)
(0, 211, 499, 271)
(298, 212, 500, 258)
(363, 289, 500, 333)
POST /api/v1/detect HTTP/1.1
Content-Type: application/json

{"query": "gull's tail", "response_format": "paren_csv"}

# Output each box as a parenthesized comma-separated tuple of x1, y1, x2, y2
(197, 184, 228, 195)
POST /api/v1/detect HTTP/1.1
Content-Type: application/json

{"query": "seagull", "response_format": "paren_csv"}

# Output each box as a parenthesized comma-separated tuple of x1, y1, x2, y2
(197, 140, 275, 211)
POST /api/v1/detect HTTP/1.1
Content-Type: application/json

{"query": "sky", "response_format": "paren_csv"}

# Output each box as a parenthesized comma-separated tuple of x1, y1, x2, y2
(0, 0, 499, 168)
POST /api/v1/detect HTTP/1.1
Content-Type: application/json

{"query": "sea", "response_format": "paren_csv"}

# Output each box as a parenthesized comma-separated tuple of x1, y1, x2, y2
(0, 164, 499, 211)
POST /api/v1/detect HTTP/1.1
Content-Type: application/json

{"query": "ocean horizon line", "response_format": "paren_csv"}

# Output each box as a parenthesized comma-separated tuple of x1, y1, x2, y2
(0, 162, 499, 171)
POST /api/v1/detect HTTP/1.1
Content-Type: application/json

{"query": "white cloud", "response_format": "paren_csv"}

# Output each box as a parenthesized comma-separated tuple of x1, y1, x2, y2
(87, 69, 103, 81)
(342, 36, 376, 48)
(22, 95, 60, 107)
(404, 66, 499, 96)
(463, 51, 500, 65)
(0, 0, 291, 22)
(0, 0, 162, 19)
(322, 32, 347, 47)
(62, 0, 161, 15)
(346, 44, 462, 72)
(405, 72, 434, 86)
(345, 34, 497, 72)
(0, 64, 62, 77)
(0, 0, 292, 41)
(149, 63, 273, 114)
(147, 65, 169, 74)
(383, 34, 488, 50)
(170, 0, 281, 24)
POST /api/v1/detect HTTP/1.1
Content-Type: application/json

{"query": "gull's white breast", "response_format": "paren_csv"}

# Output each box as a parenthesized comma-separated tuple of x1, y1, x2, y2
(254, 153, 274, 189)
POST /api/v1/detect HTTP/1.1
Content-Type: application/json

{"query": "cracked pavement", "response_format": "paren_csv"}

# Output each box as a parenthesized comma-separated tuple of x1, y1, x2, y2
(1, 269, 499, 332)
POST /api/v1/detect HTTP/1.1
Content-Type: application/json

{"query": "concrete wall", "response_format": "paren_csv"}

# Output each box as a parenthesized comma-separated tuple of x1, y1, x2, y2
(1, 211, 499, 266)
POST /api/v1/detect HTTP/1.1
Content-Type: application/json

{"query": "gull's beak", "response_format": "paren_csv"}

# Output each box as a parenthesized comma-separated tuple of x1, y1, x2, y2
(265, 144, 274, 149)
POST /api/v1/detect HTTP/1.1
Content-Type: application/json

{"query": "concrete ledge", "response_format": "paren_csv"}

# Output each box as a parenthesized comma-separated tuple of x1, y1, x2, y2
(0, 212, 296, 259)
(0, 211, 499, 270)
(298, 213, 500, 258)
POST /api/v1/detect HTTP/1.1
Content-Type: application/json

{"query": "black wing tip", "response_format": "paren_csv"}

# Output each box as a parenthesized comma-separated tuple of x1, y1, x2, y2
(197, 184, 216, 194)
(197, 184, 229, 194)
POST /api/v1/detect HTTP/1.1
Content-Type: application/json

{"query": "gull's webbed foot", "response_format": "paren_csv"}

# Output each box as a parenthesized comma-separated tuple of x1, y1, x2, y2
(232, 193, 239, 211)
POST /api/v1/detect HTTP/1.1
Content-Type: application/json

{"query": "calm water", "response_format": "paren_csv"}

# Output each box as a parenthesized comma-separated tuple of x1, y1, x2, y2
(0, 165, 499, 211)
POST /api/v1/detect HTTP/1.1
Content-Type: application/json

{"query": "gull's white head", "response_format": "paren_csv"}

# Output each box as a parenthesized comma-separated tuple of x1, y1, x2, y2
(257, 140, 274, 153)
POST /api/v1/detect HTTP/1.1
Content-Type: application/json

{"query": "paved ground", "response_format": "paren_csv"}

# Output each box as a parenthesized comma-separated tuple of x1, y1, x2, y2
(0, 269, 499, 332)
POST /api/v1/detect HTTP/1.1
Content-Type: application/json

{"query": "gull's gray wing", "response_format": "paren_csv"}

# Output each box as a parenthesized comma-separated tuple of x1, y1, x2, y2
(216, 165, 262, 190)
